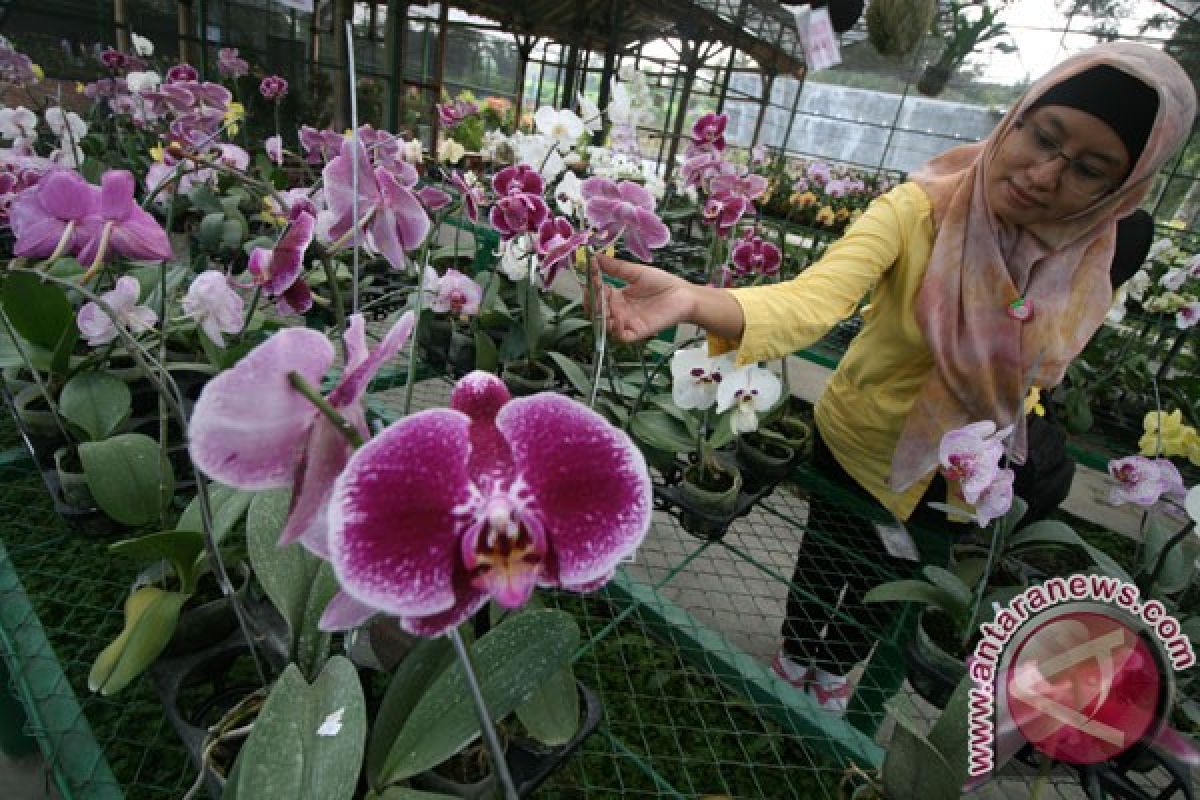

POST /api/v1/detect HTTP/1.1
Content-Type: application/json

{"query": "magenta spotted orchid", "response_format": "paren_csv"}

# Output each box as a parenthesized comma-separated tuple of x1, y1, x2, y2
(489, 164, 549, 240)
(731, 230, 781, 277)
(1108, 456, 1185, 507)
(687, 112, 727, 157)
(535, 216, 588, 286)
(580, 177, 669, 262)
(190, 312, 416, 560)
(325, 371, 652, 637)
(246, 210, 316, 314)
(259, 75, 288, 101)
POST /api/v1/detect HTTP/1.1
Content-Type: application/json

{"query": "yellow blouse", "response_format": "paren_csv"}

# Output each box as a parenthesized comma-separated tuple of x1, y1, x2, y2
(710, 182, 939, 520)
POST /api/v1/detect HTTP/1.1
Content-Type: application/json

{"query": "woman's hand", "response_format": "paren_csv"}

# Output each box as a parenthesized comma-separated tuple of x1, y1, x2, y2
(592, 254, 697, 343)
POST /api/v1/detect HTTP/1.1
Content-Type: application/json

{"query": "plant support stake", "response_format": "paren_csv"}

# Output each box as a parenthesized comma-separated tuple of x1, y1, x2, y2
(447, 627, 519, 800)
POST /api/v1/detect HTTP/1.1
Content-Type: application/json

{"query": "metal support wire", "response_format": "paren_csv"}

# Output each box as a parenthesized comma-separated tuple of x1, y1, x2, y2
(346, 20, 361, 316)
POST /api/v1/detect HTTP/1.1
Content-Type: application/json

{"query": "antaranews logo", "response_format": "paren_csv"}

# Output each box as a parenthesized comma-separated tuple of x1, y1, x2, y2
(967, 574, 1194, 778)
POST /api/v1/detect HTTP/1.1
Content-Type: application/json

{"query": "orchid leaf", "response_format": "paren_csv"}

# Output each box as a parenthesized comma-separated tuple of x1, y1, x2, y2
(863, 580, 966, 620)
(494, 598, 580, 746)
(79, 433, 174, 526)
(197, 212, 226, 252)
(708, 410, 736, 450)
(59, 371, 131, 441)
(176, 482, 255, 547)
(3, 272, 73, 351)
(88, 586, 188, 695)
(1142, 514, 1198, 595)
(630, 410, 694, 453)
(247, 488, 339, 679)
(224, 657, 366, 800)
(921, 566, 972, 613)
(378, 609, 579, 783)
(546, 350, 592, 398)
(108, 530, 206, 594)
(367, 790, 458, 800)
(473, 329, 498, 373)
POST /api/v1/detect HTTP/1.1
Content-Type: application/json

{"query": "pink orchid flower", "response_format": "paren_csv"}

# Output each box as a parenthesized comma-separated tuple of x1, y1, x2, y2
(246, 210, 316, 315)
(580, 177, 669, 262)
(299, 126, 344, 164)
(190, 311, 416, 560)
(166, 63, 199, 83)
(806, 161, 831, 187)
(259, 75, 288, 101)
(710, 170, 769, 203)
(77, 276, 158, 346)
(489, 164, 549, 240)
(973, 468, 1015, 527)
(416, 185, 452, 212)
(938, 420, 1012, 505)
(74, 170, 172, 270)
(687, 112, 727, 157)
(1108, 456, 1185, 507)
(323, 138, 431, 270)
(217, 47, 248, 78)
(536, 216, 588, 286)
(182, 270, 244, 347)
(437, 100, 478, 129)
(450, 170, 486, 223)
(265, 135, 283, 166)
(701, 189, 748, 238)
(9, 169, 94, 258)
(426, 267, 483, 316)
(326, 371, 652, 637)
(731, 231, 781, 276)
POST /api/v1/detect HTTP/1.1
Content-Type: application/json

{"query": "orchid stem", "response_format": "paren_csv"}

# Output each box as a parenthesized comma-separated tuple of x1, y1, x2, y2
(321, 256, 347, 345)
(402, 267, 425, 417)
(287, 372, 363, 448)
(447, 628, 519, 800)
(1142, 520, 1196, 594)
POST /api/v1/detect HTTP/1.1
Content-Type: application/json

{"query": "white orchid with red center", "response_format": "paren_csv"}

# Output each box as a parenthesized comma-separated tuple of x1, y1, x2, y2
(424, 266, 483, 317)
(716, 365, 782, 434)
(938, 420, 1013, 505)
(326, 371, 652, 637)
(1108, 455, 1186, 508)
(670, 346, 736, 411)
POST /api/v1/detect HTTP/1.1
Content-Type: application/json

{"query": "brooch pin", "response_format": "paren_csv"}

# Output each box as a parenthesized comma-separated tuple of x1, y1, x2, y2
(1007, 297, 1034, 322)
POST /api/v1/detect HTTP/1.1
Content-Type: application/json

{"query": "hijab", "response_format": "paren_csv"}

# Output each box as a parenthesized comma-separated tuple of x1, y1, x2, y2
(889, 42, 1197, 494)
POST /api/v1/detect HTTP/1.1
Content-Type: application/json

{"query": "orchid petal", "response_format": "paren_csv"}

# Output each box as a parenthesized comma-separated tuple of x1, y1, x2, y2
(329, 311, 415, 408)
(277, 279, 313, 315)
(318, 590, 378, 631)
(279, 416, 354, 557)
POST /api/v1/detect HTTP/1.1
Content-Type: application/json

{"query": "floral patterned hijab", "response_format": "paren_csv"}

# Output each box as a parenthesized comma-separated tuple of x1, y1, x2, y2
(889, 42, 1196, 494)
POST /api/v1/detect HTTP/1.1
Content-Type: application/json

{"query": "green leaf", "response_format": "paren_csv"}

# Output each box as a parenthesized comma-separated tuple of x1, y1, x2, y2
(247, 489, 339, 678)
(187, 183, 224, 214)
(630, 410, 694, 453)
(473, 328, 498, 373)
(225, 657, 366, 800)
(88, 587, 188, 695)
(546, 350, 592, 398)
(708, 411, 736, 450)
(366, 637, 456, 787)
(367, 790, 459, 800)
(79, 433, 175, 526)
(3, 272, 73, 351)
(109, 530, 206, 593)
(177, 483, 255, 547)
(1142, 515, 1199, 595)
(59, 372, 132, 441)
(378, 609, 580, 783)
(949, 556, 987, 588)
(515, 663, 579, 746)
(198, 212, 226, 251)
(863, 580, 967, 620)
(920, 566, 972, 612)
(1063, 387, 1094, 434)
(519, 280, 544, 358)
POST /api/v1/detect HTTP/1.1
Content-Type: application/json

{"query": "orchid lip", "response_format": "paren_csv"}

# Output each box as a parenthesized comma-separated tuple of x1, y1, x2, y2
(455, 477, 547, 609)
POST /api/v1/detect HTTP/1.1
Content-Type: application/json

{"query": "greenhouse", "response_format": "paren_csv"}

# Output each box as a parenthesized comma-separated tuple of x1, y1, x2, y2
(0, 0, 1197, 798)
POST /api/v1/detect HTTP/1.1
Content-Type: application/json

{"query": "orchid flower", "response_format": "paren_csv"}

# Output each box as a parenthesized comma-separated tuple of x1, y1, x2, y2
(77, 276, 157, 346)
(182, 271, 244, 347)
(701, 189, 749, 239)
(973, 469, 1015, 527)
(1108, 456, 1185, 507)
(166, 63, 199, 83)
(190, 312, 415, 560)
(534, 106, 585, 152)
(499, 235, 532, 282)
(299, 126, 344, 164)
(326, 371, 652, 636)
(437, 139, 465, 165)
(535, 216, 588, 287)
(45, 107, 87, 141)
(731, 231, 782, 277)
(1176, 302, 1199, 330)
(511, 132, 566, 182)
(436, 99, 478, 129)
(449, 170, 486, 223)
(553, 171, 585, 218)
(576, 93, 602, 133)
(670, 346, 736, 411)
(246, 210, 316, 315)
(8, 169, 95, 258)
(259, 75, 288, 101)
(0, 106, 36, 140)
(489, 164, 549, 240)
(216, 47, 248, 78)
(938, 421, 1012, 505)
(77, 170, 173, 274)
(323, 138, 431, 270)
(426, 267, 483, 317)
(687, 112, 727, 157)
(265, 134, 283, 166)
(716, 365, 782, 434)
(580, 177, 669, 262)
(710, 170, 769, 203)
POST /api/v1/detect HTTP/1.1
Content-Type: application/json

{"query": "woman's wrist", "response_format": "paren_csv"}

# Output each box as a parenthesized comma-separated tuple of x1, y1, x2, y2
(688, 285, 744, 340)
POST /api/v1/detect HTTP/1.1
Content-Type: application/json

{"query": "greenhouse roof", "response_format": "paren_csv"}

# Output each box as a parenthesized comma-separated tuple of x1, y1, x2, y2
(449, 0, 809, 76)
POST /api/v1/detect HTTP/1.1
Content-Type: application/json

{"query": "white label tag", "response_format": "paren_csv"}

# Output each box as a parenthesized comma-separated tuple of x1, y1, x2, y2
(796, 6, 842, 72)
(873, 520, 920, 562)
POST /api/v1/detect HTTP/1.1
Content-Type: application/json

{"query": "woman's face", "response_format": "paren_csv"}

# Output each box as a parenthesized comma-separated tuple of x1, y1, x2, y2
(987, 105, 1131, 227)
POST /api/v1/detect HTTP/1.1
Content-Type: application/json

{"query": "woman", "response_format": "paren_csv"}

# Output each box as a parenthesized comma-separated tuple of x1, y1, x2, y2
(594, 43, 1196, 713)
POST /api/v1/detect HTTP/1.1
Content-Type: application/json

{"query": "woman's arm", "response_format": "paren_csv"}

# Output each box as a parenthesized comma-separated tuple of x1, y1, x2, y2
(594, 254, 746, 341)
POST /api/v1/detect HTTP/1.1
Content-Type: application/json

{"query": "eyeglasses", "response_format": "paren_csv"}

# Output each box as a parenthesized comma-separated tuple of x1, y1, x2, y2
(1010, 118, 1120, 198)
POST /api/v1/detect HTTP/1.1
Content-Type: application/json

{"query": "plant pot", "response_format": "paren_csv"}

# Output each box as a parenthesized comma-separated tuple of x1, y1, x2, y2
(904, 610, 967, 710)
(53, 445, 95, 510)
(735, 433, 796, 494)
(12, 383, 65, 444)
(676, 461, 743, 539)
(916, 63, 953, 97)
(411, 683, 604, 799)
(419, 317, 455, 372)
(501, 360, 557, 397)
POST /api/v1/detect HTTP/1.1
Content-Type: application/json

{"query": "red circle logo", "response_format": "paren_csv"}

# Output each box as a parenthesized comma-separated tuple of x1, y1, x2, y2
(1005, 611, 1162, 765)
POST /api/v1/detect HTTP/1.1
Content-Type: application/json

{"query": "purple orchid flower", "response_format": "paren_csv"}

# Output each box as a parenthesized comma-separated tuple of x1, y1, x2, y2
(8, 169, 95, 258)
(710, 170, 769, 203)
(731, 231, 781, 277)
(416, 185, 452, 212)
(680, 151, 736, 191)
(190, 312, 416, 560)
(217, 47, 248, 79)
(437, 100, 478, 129)
(489, 164, 549, 241)
(260, 75, 288, 101)
(246, 210, 316, 314)
(536, 216, 588, 286)
(700, 188, 748, 239)
(323, 138, 431, 270)
(166, 63, 199, 83)
(77, 276, 158, 346)
(0, 165, 43, 227)
(325, 370, 652, 637)
(686, 112, 727, 157)
(1108, 456, 1185, 507)
(806, 161, 831, 187)
(450, 170, 486, 223)
(299, 126, 344, 164)
(100, 49, 130, 72)
(76, 170, 173, 270)
(580, 177, 669, 262)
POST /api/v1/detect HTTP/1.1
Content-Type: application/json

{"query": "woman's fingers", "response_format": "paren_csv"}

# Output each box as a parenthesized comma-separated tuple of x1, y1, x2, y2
(594, 253, 641, 284)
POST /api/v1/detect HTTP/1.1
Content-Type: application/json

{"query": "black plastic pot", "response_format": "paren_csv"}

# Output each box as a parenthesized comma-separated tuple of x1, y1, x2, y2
(653, 451, 777, 541)
(735, 434, 796, 494)
(410, 683, 604, 799)
(903, 610, 966, 710)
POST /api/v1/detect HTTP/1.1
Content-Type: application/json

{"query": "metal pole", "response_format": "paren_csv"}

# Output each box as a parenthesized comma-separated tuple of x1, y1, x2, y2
(661, 37, 702, 187)
(430, 1, 448, 149)
(385, 0, 407, 131)
(750, 70, 775, 148)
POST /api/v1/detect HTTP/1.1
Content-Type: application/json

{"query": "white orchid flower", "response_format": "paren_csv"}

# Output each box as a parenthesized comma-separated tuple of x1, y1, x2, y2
(577, 93, 602, 133)
(437, 138, 465, 164)
(0, 106, 36, 140)
(499, 235, 532, 281)
(44, 107, 87, 141)
(554, 171, 584, 218)
(125, 70, 162, 93)
(131, 32, 154, 57)
(534, 106, 585, 153)
(670, 346, 737, 411)
(716, 365, 783, 434)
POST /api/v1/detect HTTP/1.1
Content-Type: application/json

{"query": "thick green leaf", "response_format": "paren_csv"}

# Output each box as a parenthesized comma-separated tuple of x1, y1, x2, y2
(920, 566, 972, 612)
(473, 329, 498, 373)
(187, 183, 224, 214)
(708, 411, 736, 450)
(515, 664, 579, 746)
(197, 212, 226, 251)
(177, 483, 255, 546)
(1063, 387, 1094, 434)
(3, 272, 73, 351)
(366, 637, 456, 787)
(88, 587, 188, 695)
(79, 433, 175, 526)
(109, 530, 206, 594)
(630, 410, 695, 453)
(1142, 515, 1199, 595)
(520, 279, 544, 358)
(863, 580, 967, 620)
(225, 657, 366, 800)
(546, 350, 592, 397)
(379, 609, 580, 783)
(882, 695, 955, 800)
(246, 489, 338, 678)
(950, 556, 987, 588)
(367, 789, 459, 800)
(59, 372, 131, 441)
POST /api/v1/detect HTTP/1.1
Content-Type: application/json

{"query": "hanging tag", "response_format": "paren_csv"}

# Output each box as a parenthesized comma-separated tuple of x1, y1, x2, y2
(794, 6, 842, 72)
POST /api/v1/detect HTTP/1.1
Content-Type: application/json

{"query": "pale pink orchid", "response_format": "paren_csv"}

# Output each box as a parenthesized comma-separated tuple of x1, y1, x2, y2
(216, 47, 248, 78)
(716, 365, 782, 434)
(680, 151, 733, 190)
(436, 99, 478, 129)
(299, 126, 344, 164)
(670, 346, 737, 411)
(535, 216, 588, 286)
(973, 468, 1015, 527)
(806, 161, 831, 187)
(265, 135, 283, 166)
(246, 210, 316, 314)
(76, 276, 157, 346)
(325, 371, 652, 636)
(1176, 302, 1199, 330)
(938, 421, 1012, 505)
(489, 164, 549, 240)
(426, 267, 483, 316)
(182, 271, 244, 347)
(190, 311, 415, 562)
(580, 176, 669, 262)
(1108, 456, 1185, 507)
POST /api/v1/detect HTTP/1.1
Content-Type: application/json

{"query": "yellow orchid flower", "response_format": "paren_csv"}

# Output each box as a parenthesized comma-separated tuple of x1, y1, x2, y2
(814, 206, 836, 227)
(1139, 409, 1191, 458)
(31, 64, 43, 81)
(223, 102, 245, 137)
(149, 143, 166, 163)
